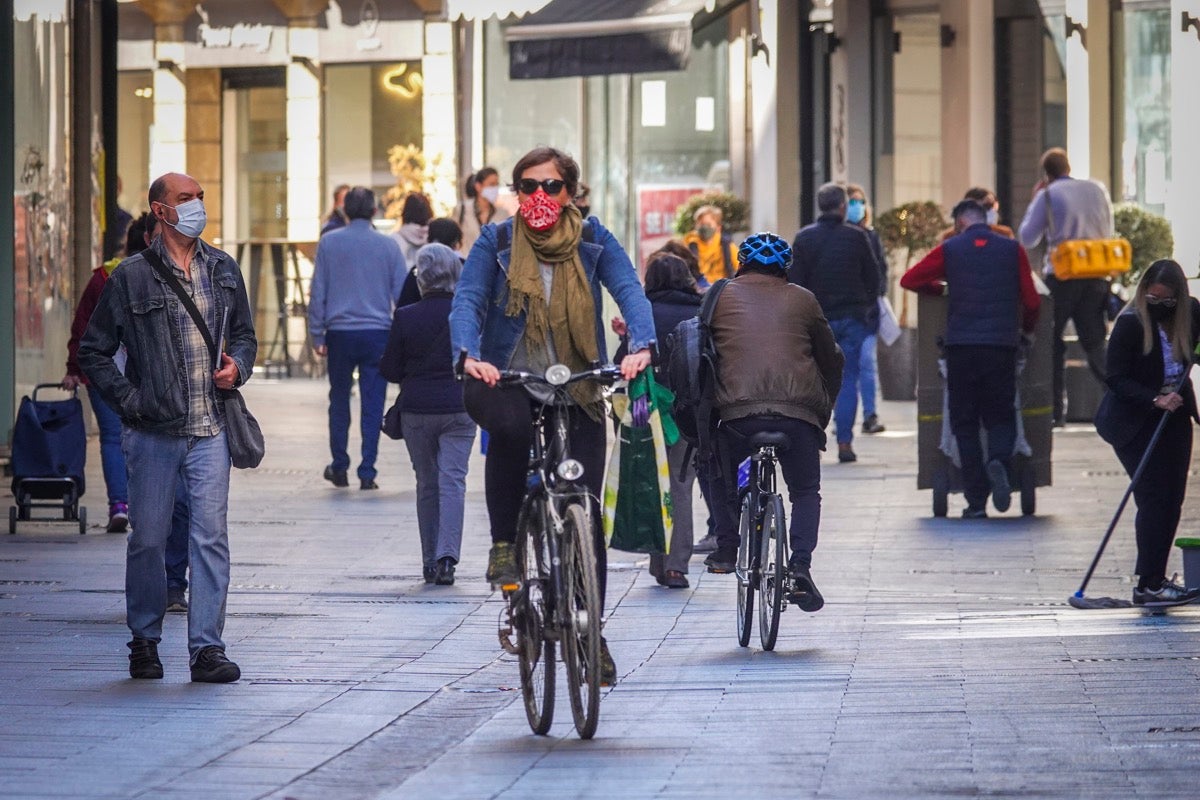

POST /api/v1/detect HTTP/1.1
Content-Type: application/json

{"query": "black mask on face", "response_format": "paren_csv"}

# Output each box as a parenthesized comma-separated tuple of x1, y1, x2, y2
(1148, 303, 1173, 323)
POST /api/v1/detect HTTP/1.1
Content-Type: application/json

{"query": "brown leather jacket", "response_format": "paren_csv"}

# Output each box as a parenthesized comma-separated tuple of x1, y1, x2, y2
(710, 270, 844, 428)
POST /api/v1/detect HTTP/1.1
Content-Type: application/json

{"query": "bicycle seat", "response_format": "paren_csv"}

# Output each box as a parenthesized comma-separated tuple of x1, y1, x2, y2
(747, 431, 790, 451)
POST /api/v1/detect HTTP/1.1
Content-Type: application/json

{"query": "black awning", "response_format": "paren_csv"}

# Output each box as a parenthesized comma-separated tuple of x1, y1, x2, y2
(505, 0, 711, 80)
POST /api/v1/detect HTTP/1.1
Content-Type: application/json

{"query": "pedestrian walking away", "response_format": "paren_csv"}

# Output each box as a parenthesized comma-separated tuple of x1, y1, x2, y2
(901, 200, 1041, 518)
(392, 192, 434, 268)
(845, 183, 889, 435)
(78, 171, 257, 683)
(309, 187, 407, 490)
(1093, 260, 1200, 608)
(789, 182, 883, 463)
(703, 232, 844, 615)
(1017, 147, 1116, 426)
(450, 146, 656, 685)
(380, 243, 476, 587)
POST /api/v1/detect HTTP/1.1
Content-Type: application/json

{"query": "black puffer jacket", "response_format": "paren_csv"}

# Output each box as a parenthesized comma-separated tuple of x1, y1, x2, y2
(648, 288, 702, 386)
(788, 214, 882, 323)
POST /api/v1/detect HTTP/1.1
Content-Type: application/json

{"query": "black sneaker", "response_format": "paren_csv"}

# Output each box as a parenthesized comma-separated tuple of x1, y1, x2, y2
(190, 646, 241, 683)
(435, 556, 456, 586)
(166, 587, 188, 613)
(787, 560, 825, 612)
(962, 506, 988, 519)
(986, 460, 1011, 512)
(486, 542, 519, 587)
(599, 637, 617, 686)
(323, 466, 349, 487)
(360, 478, 379, 491)
(838, 444, 857, 463)
(1132, 578, 1200, 608)
(705, 546, 738, 574)
(128, 637, 163, 680)
(861, 414, 885, 434)
(422, 565, 437, 584)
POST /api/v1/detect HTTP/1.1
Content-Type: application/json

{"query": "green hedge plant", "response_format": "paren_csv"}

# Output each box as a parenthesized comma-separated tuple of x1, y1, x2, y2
(1113, 203, 1174, 287)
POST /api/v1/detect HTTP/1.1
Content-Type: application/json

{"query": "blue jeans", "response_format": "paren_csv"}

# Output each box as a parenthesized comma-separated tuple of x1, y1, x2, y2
(326, 329, 390, 481)
(401, 412, 476, 568)
(122, 427, 231, 659)
(859, 333, 878, 419)
(87, 385, 127, 506)
(167, 485, 190, 591)
(829, 317, 869, 445)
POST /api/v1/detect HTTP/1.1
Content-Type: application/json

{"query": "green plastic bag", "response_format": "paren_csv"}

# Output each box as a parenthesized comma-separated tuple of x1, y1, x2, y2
(603, 371, 675, 554)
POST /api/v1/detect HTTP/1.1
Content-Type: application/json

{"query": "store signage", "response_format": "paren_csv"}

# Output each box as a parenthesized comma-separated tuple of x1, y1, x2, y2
(635, 184, 709, 270)
(196, 5, 274, 54)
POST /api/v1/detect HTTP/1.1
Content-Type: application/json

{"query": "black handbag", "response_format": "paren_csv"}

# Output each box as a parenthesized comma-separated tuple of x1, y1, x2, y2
(142, 249, 265, 469)
(382, 397, 404, 440)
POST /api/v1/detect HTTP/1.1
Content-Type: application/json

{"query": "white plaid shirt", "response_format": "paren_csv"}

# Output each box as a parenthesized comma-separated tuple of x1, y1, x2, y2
(152, 238, 223, 437)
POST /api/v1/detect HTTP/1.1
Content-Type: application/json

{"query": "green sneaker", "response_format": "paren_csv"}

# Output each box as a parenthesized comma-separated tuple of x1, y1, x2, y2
(599, 637, 617, 686)
(486, 542, 519, 587)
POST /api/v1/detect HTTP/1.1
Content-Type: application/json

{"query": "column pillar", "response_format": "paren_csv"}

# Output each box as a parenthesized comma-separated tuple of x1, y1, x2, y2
(285, 25, 322, 241)
(1064, 0, 1091, 177)
(186, 69, 222, 241)
(423, 21, 458, 214)
(1086, 0, 1113, 190)
(1170, 0, 1200, 271)
(940, 0, 995, 203)
(830, 0, 873, 187)
(137, 0, 192, 179)
(748, 0, 801, 233)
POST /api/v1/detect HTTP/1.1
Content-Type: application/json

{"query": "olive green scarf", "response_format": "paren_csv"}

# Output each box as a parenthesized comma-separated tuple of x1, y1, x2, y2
(506, 206, 602, 416)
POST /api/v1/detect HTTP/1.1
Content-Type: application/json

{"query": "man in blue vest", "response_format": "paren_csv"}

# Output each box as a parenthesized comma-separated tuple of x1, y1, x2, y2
(901, 200, 1041, 518)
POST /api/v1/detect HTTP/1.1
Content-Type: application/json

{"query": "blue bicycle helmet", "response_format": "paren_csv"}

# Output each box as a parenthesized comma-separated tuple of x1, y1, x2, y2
(737, 232, 793, 272)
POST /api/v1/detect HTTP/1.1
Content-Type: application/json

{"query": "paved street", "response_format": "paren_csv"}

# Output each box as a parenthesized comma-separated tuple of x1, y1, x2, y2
(4, 377, 1200, 799)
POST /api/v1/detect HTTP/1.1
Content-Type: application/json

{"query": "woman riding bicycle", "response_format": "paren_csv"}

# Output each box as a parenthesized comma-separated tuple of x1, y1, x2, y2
(449, 146, 654, 684)
(704, 233, 844, 612)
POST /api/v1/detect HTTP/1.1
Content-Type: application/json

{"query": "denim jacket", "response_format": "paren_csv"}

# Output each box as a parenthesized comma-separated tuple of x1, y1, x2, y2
(449, 217, 655, 367)
(78, 242, 258, 434)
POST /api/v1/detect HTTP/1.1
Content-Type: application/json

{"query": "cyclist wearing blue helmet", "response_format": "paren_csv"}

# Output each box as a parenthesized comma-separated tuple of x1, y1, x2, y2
(704, 232, 844, 611)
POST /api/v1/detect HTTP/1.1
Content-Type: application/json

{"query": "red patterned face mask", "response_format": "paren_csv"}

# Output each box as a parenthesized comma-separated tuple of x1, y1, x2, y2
(518, 189, 562, 232)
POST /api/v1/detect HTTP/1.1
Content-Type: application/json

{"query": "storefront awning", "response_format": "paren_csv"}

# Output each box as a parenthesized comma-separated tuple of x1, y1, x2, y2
(505, 0, 714, 80)
(446, 0, 552, 21)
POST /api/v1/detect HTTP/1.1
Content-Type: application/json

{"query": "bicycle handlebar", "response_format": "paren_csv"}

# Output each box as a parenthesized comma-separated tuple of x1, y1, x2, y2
(496, 364, 623, 389)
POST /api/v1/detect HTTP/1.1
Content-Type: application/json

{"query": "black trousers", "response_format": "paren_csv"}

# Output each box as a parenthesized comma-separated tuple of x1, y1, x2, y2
(1113, 410, 1193, 586)
(711, 416, 824, 567)
(946, 345, 1018, 510)
(463, 379, 609, 601)
(1048, 276, 1108, 422)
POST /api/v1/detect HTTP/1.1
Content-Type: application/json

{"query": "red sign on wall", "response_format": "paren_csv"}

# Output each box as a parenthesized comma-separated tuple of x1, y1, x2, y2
(635, 184, 709, 272)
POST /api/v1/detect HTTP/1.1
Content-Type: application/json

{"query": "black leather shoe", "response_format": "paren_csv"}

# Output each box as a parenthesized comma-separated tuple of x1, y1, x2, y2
(128, 637, 163, 680)
(190, 646, 241, 683)
(435, 557, 456, 586)
(423, 566, 437, 584)
(705, 546, 738, 574)
(323, 466, 348, 487)
(360, 479, 379, 491)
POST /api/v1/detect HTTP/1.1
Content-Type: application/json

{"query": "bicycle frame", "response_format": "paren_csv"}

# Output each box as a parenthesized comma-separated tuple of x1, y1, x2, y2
(736, 446, 779, 587)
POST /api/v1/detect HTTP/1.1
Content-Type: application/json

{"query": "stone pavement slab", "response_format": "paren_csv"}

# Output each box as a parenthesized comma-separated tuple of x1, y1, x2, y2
(3, 379, 1200, 798)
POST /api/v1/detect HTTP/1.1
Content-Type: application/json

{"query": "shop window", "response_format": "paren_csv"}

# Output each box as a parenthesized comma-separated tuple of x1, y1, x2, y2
(1117, 5, 1171, 215)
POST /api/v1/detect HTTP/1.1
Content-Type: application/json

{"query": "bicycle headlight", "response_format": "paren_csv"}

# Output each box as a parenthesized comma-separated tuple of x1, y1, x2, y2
(556, 459, 585, 481)
(544, 364, 572, 386)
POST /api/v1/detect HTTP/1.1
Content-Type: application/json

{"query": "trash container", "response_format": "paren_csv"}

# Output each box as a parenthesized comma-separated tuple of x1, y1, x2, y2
(1175, 538, 1200, 591)
(915, 293, 1054, 517)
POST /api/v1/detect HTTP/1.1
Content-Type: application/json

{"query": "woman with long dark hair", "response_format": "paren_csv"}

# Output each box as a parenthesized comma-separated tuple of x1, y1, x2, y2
(456, 167, 510, 253)
(1095, 259, 1200, 607)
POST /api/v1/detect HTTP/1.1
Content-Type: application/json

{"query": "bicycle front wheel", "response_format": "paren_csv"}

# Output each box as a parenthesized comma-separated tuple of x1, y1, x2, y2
(735, 492, 755, 648)
(560, 502, 602, 739)
(758, 494, 787, 651)
(516, 498, 555, 735)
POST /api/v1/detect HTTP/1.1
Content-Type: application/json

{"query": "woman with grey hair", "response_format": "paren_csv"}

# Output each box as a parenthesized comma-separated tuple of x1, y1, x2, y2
(381, 243, 476, 585)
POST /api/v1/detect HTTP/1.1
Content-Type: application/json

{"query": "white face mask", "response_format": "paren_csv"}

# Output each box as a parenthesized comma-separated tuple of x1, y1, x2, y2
(986, 208, 999, 227)
(480, 185, 500, 204)
(159, 198, 207, 239)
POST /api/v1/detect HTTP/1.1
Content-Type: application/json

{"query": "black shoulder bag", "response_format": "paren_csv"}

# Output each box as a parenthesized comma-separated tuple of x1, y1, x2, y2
(142, 249, 266, 469)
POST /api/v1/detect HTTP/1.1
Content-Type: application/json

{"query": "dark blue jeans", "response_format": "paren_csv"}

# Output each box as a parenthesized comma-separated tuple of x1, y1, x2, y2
(87, 385, 127, 506)
(829, 317, 869, 445)
(167, 484, 189, 591)
(326, 329, 390, 481)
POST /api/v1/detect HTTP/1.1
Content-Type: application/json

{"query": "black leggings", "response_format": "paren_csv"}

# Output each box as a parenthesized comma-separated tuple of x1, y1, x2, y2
(1113, 410, 1193, 587)
(463, 379, 609, 602)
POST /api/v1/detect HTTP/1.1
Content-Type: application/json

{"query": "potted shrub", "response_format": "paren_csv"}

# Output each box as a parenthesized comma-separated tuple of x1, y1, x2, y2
(672, 191, 749, 236)
(873, 201, 947, 401)
(1113, 202, 1174, 288)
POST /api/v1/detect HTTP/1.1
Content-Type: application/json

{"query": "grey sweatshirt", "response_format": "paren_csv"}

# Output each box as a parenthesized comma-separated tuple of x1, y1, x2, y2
(1018, 176, 1115, 275)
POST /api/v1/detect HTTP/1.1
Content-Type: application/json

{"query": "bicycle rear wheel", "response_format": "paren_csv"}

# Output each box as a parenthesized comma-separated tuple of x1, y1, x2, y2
(560, 502, 602, 739)
(758, 494, 787, 651)
(735, 492, 756, 648)
(515, 498, 555, 735)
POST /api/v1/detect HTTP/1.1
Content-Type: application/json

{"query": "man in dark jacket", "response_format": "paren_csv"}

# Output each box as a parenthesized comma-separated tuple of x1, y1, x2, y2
(79, 171, 257, 682)
(704, 233, 844, 613)
(789, 183, 884, 463)
(901, 200, 1041, 518)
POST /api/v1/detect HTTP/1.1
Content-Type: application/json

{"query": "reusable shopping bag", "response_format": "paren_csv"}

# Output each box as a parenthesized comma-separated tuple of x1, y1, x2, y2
(603, 370, 678, 554)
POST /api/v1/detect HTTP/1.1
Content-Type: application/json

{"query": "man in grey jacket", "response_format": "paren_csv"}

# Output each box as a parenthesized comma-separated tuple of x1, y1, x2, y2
(310, 187, 407, 490)
(1018, 147, 1115, 426)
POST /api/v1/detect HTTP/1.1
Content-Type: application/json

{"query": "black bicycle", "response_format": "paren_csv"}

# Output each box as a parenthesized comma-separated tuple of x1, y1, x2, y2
(493, 362, 622, 740)
(734, 432, 791, 651)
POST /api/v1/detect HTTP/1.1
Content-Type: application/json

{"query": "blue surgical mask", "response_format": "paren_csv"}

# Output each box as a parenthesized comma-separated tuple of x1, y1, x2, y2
(160, 198, 207, 239)
(847, 199, 866, 225)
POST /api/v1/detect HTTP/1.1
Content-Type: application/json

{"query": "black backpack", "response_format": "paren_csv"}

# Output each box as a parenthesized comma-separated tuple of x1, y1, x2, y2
(665, 279, 729, 465)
